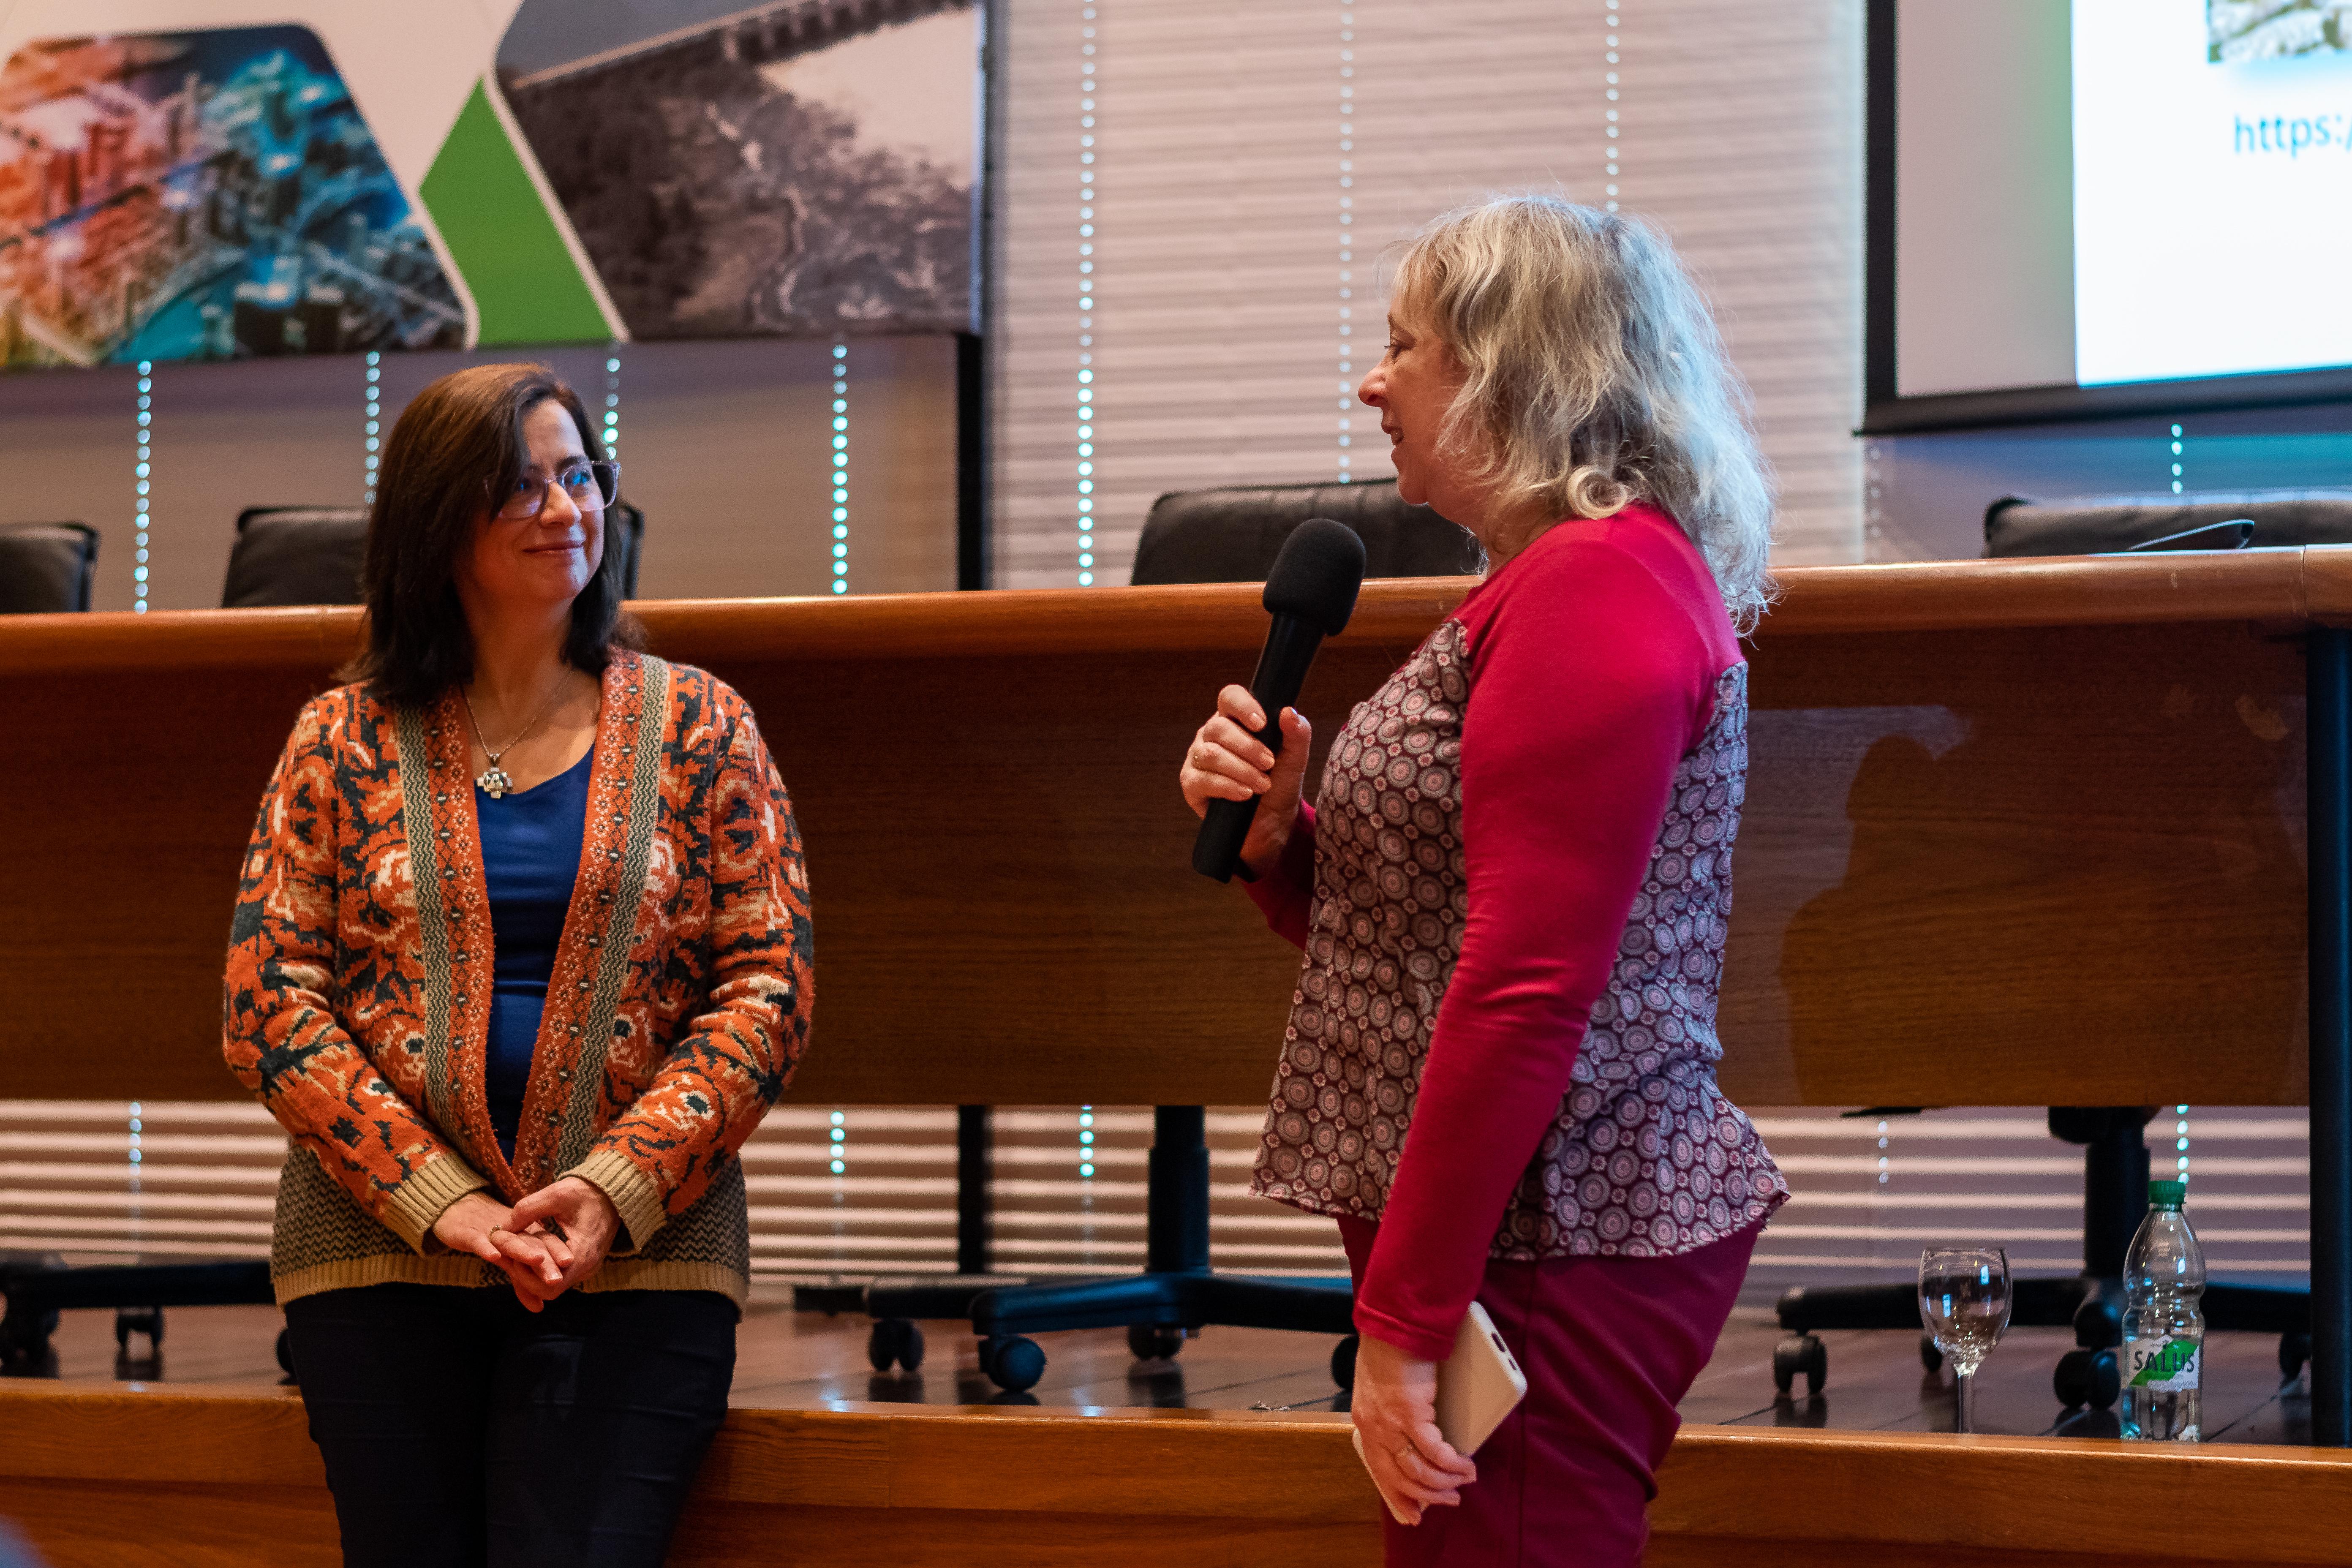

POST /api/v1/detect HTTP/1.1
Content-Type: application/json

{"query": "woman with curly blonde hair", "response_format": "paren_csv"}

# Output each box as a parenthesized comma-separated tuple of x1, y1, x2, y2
(1180, 194, 1787, 1566)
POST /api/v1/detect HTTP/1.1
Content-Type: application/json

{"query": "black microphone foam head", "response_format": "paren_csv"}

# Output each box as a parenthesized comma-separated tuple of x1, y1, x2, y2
(1263, 517, 1367, 636)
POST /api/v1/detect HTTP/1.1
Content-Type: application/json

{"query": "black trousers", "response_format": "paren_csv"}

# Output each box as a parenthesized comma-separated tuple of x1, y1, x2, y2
(283, 1283, 738, 1568)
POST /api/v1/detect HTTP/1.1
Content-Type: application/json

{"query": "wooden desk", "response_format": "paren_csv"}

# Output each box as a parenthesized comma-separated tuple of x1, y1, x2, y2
(1, 547, 2347, 1434)
(8, 1378, 2352, 1567)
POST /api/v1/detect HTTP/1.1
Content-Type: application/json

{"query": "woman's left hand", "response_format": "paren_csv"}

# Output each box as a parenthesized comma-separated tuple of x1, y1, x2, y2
(1351, 1332, 1477, 1524)
(508, 1176, 623, 1294)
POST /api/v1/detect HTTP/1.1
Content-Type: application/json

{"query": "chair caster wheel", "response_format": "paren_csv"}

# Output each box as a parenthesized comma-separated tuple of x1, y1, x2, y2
(1331, 1333, 1358, 1393)
(868, 1318, 925, 1373)
(1920, 1334, 1944, 1375)
(1773, 1334, 1826, 1397)
(2281, 1331, 2311, 1383)
(983, 1334, 1046, 1393)
(113, 1305, 163, 1379)
(2053, 1347, 2120, 1410)
(114, 1305, 163, 1351)
(1126, 1323, 1185, 1362)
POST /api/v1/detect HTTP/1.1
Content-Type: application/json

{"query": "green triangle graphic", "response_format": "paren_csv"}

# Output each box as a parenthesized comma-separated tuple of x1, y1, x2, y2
(422, 81, 609, 346)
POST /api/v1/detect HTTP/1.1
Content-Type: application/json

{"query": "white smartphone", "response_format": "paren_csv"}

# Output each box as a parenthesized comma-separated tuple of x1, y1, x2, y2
(1436, 1300, 1528, 1455)
(1350, 1301, 1529, 1523)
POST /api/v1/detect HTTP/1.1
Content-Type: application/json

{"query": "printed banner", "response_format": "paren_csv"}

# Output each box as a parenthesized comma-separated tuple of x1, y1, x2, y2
(0, 0, 980, 368)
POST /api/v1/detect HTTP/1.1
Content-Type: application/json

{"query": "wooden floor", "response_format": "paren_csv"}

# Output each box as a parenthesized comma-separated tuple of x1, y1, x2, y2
(25, 1290, 2313, 1443)
(4, 1291, 2347, 1567)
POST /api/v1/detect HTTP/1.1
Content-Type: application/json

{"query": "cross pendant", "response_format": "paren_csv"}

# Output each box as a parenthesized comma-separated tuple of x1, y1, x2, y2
(478, 765, 513, 799)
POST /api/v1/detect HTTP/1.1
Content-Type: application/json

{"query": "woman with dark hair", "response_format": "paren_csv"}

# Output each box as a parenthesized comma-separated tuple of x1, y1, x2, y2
(1180, 196, 1786, 1566)
(224, 362, 814, 1567)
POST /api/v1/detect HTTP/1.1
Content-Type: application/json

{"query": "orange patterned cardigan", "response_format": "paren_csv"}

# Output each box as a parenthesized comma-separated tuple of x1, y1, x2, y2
(223, 651, 813, 1307)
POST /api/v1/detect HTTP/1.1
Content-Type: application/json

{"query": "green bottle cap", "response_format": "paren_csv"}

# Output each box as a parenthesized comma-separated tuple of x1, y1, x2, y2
(2148, 1180, 2187, 1209)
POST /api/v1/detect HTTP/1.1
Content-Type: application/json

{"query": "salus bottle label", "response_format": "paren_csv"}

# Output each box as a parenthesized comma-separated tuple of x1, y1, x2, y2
(2123, 1336, 2201, 1392)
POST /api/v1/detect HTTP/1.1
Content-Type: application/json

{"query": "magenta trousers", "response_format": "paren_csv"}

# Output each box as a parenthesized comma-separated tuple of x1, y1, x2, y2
(1337, 1216, 1759, 1568)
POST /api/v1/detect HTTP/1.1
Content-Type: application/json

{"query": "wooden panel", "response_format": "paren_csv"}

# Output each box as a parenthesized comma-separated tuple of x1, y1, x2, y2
(1653, 1426, 2352, 1567)
(1726, 619, 2309, 1105)
(0, 1479, 341, 1568)
(1758, 547, 2314, 635)
(0, 1383, 321, 1485)
(8, 1384, 2352, 1566)
(677, 1505, 1372, 1568)
(876, 1407, 1368, 1520)
(0, 550, 2330, 1108)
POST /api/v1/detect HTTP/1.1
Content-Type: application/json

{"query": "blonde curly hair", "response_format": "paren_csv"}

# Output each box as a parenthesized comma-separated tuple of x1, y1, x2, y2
(1392, 194, 1777, 630)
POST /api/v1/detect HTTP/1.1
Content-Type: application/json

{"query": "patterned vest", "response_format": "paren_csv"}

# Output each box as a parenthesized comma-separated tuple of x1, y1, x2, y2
(1250, 619, 1786, 1260)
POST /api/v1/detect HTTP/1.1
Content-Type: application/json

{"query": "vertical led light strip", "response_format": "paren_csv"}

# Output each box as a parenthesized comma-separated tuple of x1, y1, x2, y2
(363, 352, 382, 505)
(133, 361, 152, 612)
(2170, 421, 2184, 495)
(1603, 3, 1621, 212)
(127, 1100, 143, 1252)
(2174, 1103, 2191, 1184)
(829, 1106, 847, 1265)
(603, 350, 621, 460)
(1078, 1105, 1096, 1180)
(1872, 1113, 1892, 1271)
(1336, 4, 1356, 484)
(830, 340, 849, 594)
(1076, 5, 1100, 586)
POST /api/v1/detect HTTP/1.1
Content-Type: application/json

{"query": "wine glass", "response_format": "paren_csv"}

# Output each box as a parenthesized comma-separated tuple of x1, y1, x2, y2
(1918, 1247, 2012, 1434)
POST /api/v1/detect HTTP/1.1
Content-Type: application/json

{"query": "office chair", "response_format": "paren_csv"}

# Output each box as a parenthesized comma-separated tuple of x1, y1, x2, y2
(223, 500, 645, 608)
(0, 523, 99, 614)
(1771, 493, 2344, 1407)
(938, 477, 1481, 1393)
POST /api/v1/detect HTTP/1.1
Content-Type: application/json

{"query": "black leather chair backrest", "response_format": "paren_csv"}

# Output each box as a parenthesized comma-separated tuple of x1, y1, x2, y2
(225, 506, 370, 608)
(224, 501, 644, 608)
(1130, 478, 1480, 586)
(609, 500, 644, 597)
(1986, 490, 2352, 557)
(0, 523, 99, 614)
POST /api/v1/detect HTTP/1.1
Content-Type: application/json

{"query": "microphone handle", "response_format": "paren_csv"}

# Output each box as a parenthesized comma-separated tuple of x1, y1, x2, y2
(1192, 616, 1327, 882)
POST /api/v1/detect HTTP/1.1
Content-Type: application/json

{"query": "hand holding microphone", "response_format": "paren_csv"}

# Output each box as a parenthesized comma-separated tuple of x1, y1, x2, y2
(1181, 518, 1367, 882)
(1179, 686, 1315, 877)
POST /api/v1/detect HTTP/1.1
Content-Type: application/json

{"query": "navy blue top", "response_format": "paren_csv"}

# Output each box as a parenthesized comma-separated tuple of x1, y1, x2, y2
(476, 746, 593, 1160)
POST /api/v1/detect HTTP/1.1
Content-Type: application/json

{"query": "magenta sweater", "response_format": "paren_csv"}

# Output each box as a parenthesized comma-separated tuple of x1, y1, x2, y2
(1244, 503, 1785, 1362)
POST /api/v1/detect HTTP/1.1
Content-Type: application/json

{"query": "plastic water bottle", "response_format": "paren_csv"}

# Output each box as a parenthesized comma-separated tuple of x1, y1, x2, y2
(2120, 1179, 2204, 1442)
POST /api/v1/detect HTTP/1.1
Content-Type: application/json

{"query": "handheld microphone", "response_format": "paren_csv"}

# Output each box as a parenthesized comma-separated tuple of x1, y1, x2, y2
(1192, 517, 1367, 883)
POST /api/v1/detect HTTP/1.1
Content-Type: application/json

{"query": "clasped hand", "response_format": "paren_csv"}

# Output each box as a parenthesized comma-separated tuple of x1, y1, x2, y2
(430, 1178, 621, 1312)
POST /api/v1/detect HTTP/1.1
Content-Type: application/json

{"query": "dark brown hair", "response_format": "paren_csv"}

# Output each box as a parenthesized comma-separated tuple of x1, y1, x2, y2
(343, 362, 641, 705)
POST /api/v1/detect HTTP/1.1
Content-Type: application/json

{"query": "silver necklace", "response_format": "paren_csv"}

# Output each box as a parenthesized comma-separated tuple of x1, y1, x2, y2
(460, 676, 566, 799)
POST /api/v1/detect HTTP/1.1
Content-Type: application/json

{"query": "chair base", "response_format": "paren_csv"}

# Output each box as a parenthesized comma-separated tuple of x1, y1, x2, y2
(0, 1256, 276, 1380)
(848, 1274, 1034, 1374)
(968, 1271, 1356, 1393)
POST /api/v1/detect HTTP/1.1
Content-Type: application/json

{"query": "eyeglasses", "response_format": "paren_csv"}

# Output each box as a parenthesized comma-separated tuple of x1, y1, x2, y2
(493, 461, 620, 520)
